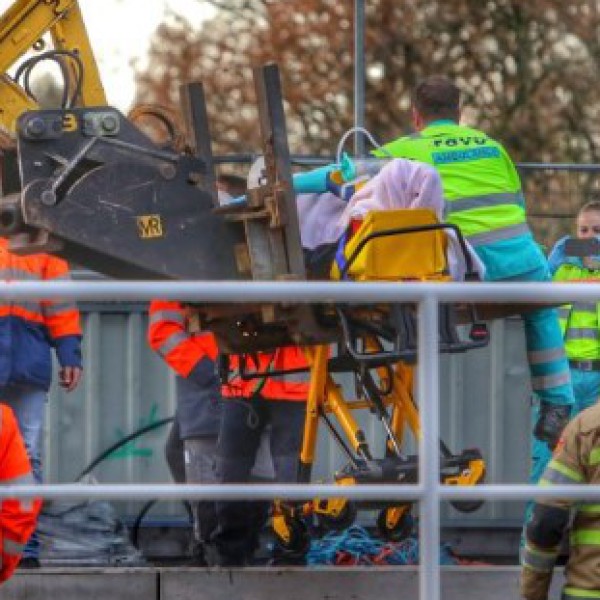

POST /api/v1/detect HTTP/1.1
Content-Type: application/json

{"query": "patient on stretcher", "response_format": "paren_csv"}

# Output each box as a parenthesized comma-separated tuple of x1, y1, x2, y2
(296, 158, 484, 281)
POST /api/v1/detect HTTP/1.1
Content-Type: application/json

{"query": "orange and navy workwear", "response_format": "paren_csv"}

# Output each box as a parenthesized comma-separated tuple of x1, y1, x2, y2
(147, 300, 309, 402)
(0, 239, 82, 390)
(0, 404, 42, 584)
(148, 299, 222, 438)
(221, 348, 309, 402)
(147, 300, 219, 380)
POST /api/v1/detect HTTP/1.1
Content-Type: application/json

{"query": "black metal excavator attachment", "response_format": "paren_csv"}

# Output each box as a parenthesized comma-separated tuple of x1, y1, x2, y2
(0, 64, 333, 353)
(1, 87, 242, 279)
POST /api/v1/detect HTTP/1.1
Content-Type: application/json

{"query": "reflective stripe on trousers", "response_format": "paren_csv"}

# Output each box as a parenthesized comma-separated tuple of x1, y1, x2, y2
(524, 306, 573, 403)
(514, 264, 575, 535)
(521, 543, 557, 572)
(503, 264, 574, 408)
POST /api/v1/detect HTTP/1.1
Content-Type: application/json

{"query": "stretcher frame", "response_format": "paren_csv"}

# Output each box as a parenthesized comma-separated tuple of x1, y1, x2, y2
(265, 216, 490, 553)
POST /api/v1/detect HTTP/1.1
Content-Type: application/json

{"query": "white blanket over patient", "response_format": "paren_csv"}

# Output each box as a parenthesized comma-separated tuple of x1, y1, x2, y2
(296, 158, 485, 281)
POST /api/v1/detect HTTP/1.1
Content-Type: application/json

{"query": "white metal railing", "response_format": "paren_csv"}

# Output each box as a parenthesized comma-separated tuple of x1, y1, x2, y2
(1, 280, 600, 599)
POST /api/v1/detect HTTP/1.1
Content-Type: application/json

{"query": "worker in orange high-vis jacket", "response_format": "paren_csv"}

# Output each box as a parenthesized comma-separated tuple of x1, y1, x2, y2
(147, 299, 308, 567)
(213, 342, 308, 567)
(0, 238, 82, 565)
(148, 299, 223, 564)
(0, 403, 42, 583)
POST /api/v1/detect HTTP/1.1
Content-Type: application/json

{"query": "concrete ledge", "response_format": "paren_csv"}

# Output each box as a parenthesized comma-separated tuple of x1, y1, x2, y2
(161, 566, 565, 600)
(3, 566, 565, 600)
(4, 568, 157, 600)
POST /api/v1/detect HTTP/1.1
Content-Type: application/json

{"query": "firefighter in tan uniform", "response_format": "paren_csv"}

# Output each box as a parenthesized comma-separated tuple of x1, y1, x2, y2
(521, 402, 600, 599)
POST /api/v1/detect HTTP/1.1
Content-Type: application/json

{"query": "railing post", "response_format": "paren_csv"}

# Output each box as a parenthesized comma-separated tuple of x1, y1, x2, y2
(353, 0, 366, 156)
(418, 295, 441, 600)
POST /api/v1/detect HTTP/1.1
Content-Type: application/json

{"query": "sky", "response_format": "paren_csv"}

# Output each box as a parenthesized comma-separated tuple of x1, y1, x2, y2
(0, 0, 215, 111)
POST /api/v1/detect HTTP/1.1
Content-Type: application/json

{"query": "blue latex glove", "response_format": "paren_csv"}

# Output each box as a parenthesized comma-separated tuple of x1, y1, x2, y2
(548, 234, 600, 275)
(293, 163, 339, 194)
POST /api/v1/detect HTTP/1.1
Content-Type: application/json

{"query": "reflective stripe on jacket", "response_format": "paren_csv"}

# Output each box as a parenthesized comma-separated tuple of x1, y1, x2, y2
(222, 348, 309, 402)
(148, 300, 222, 437)
(147, 300, 218, 378)
(553, 264, 600, 360)
(521, 403, 600, 599)
(0, 404, 42, 583)
(147, 300, 309, 401)
(0, 239, 82, 390)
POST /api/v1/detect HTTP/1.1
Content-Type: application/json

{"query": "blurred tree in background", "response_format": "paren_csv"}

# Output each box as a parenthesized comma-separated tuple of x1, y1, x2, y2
(134, 0, 600, 244)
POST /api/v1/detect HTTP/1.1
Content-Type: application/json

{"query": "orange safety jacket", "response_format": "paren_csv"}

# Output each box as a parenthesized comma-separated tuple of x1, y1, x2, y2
(0, 239, 82, 390)
(147, 300, 219, 377)
(0, 404, 42, 584)
(147, 300, 309, 401)
(222, 348, 309, 401)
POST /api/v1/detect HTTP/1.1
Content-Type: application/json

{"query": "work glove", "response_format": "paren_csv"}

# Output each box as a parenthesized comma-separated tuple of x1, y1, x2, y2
(533, 401, 571, 451)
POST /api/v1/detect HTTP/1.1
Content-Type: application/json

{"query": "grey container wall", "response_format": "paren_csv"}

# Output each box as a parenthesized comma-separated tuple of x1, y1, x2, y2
(45, 305, 178, 520)
(45, 306, 532, 525)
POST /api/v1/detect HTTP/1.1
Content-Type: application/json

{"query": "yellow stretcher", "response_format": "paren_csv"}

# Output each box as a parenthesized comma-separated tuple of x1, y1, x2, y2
(270, 209, 489, 555)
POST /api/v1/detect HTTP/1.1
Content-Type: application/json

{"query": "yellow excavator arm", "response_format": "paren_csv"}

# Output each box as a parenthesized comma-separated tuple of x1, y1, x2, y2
(0, 0, 105, 130)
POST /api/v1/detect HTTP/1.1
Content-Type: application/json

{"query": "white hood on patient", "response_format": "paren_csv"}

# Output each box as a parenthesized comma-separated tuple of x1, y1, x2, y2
(341, 158, 445, 220)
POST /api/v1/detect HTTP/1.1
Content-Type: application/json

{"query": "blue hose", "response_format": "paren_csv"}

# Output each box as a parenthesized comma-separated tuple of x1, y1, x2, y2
(306, 525, 457, 566)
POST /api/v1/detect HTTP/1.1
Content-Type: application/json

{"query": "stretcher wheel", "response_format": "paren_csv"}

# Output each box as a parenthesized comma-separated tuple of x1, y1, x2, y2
(376, 506, 413, 541)
(449, 473, 485, 513)
(274, 516, 311, 556)
(318, 501, 357, 531)
(450, 499, 484, 513)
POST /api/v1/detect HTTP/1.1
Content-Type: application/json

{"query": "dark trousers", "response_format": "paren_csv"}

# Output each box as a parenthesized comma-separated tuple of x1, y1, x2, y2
(212, 397, 306, 564)
(164, 421, 219, 545)
(165, 421, 186, 484)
